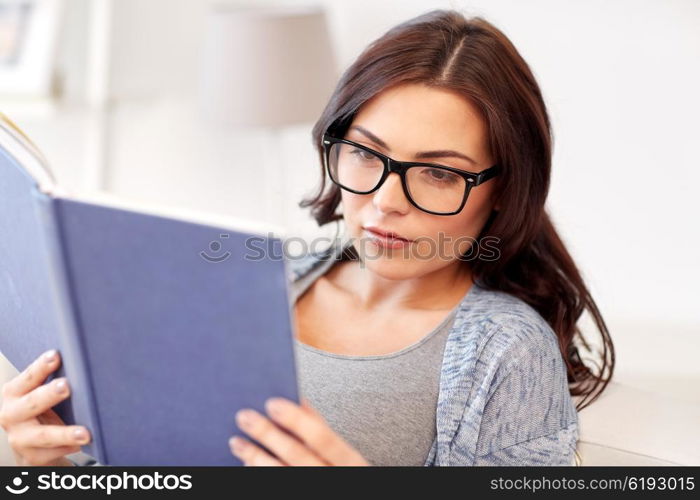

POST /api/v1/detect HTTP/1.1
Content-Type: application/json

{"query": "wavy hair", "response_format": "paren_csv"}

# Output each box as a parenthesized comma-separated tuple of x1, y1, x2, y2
(299, 9, 614, 411)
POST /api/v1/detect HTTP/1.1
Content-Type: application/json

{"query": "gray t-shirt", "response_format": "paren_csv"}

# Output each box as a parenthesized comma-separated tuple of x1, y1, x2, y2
(291, 247, 459, 466)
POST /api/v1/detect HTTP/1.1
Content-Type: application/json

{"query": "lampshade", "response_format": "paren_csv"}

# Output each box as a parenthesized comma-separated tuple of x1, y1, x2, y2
(199, 4, 338, 128)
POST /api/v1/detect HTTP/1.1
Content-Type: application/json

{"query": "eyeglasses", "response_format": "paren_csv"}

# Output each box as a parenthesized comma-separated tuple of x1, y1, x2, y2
(322, 132, 501, 216)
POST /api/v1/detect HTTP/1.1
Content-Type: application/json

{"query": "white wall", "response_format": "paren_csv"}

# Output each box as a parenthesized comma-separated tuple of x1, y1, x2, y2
(3, 0, 699, 414)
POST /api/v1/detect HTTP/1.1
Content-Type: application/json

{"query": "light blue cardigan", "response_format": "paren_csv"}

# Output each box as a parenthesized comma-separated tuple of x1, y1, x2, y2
(68, 242, 578, 466)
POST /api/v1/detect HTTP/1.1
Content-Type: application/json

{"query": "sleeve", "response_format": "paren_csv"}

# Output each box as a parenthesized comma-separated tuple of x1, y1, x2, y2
(470, 332, 579, 466)
(473, 422, 578, 466)
(66, 451, 103, 466)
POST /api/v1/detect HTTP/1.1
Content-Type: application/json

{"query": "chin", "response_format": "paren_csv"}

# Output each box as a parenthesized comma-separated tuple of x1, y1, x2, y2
(360, 257, 418, 280)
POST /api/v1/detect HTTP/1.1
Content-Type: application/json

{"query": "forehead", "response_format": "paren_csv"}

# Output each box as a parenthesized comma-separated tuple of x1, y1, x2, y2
(347, 83, 490, 158)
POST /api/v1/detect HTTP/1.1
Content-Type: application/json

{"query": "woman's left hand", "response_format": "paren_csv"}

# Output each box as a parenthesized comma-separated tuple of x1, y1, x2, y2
(229, 397, 370, 466)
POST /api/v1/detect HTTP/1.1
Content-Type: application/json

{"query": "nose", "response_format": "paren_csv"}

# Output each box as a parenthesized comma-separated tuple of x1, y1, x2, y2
(372, 171, 410, 215)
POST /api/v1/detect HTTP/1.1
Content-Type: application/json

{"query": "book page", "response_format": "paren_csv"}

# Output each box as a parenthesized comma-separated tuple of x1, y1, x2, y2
(0, 112, 59, 195)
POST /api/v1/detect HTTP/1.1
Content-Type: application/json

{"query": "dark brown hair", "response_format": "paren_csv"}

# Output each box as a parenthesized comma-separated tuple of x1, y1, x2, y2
(300, 9, 613, 411)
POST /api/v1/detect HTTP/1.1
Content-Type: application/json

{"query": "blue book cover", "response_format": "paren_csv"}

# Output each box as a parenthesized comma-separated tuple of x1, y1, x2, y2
(0, 115, 300, 465)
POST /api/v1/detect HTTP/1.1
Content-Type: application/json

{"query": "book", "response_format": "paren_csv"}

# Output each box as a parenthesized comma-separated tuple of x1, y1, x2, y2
(0, 113, 300, 465)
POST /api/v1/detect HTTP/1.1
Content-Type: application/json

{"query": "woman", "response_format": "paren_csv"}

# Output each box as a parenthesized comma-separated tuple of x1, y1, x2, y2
(0, 9, 613, 466)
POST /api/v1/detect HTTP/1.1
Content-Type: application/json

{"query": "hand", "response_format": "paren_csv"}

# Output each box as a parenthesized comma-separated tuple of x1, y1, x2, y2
(0, 350, 92, 466)
(229, 397, 370, 466)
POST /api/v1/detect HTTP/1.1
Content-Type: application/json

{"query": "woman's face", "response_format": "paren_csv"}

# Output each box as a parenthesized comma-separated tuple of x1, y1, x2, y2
(340, 82, 498, 280)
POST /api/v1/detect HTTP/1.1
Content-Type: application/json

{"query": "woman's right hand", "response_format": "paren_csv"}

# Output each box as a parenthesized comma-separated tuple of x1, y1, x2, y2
(0, 349, 92, 466)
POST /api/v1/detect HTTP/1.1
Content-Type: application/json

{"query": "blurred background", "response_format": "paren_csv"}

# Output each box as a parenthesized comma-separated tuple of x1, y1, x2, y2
(0, 0, 698, 465)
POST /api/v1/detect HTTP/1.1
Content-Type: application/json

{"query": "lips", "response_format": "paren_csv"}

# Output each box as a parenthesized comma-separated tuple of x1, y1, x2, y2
(363, 226, 412, 242)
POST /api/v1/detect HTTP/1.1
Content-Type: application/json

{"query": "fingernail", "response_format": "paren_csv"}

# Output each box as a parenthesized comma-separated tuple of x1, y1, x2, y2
(73, 428, 87, 442)
(44, 350, 57, 362)
(265, 398, 285, 417)
(54, 379, 67, 393)
(229, 436, 246, 453)
(235, 409, 255, 428)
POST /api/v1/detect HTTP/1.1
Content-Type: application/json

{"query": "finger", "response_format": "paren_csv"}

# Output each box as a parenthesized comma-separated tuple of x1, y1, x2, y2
(300, 397, 324, 419)
(20, 445, 82, 466)
(230, 436, 286, 466)
(3, 350, 61, 398)
(10, 424, 91, 450)
(2, 377, 71, 425)
(265, 398, 367, 465)
(37, 409, 66, 427)
(234, 410, 325, 466)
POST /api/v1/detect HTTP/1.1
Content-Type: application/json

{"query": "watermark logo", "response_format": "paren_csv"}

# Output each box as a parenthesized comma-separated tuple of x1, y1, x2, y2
(199, 234, 231, 263)
(5, 471, 29, 495)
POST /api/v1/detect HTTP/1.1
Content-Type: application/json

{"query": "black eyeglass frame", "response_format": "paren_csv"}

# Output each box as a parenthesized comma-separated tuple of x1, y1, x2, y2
(322, 132, 501, 216)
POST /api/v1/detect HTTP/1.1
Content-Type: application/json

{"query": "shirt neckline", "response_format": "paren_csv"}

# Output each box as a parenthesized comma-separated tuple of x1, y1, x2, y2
(292, 240, 481, 360)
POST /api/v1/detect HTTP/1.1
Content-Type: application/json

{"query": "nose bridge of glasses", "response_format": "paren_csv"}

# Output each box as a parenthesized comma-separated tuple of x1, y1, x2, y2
(380, 157, 418, 200)
(378, 166, 403, 190)
(373, 157, 406, 196)
(385, 155, 410, 174)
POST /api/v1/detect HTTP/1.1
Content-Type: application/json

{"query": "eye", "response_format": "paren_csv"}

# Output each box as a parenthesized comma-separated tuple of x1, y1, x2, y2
(422, 168, 460, 184)
(350, 148, 377, 161)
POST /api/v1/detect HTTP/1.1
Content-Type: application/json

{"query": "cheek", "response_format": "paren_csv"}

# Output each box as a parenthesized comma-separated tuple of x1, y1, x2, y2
(340, 191, 372, 230)
(414, 209, 489, 260)
(341, 191, 364, 211)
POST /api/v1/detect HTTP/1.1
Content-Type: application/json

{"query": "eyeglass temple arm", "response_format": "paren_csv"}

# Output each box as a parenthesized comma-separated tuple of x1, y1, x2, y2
(474, 164, 500, 185)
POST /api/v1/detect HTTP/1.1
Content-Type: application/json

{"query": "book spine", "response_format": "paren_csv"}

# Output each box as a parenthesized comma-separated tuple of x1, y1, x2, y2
(31, 190, 108, 464)
(280, 243, 301, 405)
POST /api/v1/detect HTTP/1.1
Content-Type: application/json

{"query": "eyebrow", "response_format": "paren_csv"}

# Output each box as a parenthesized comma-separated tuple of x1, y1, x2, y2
(348, 125, 478, 166)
